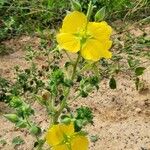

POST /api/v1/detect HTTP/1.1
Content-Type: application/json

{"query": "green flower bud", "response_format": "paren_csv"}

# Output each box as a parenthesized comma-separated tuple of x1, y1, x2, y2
(71, 0, 82, 12)
(4, 114, 19, 123)
(95, 6, 106, 22)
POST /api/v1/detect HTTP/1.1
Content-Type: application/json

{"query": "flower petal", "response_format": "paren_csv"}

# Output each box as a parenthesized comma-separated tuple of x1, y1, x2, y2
(87, 21, 112, 42)
(45, 125, 64, 146)
(52, 144, 69, 150)
(61, 11, 87, 33)
(60, 122, 74, 136)
(57, 33, 80, 53)
(81, 39, 112, 61)
(71, 135, 89, 150)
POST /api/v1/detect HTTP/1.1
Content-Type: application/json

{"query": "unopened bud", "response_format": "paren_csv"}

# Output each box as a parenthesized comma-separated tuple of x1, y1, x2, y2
(4, 114, 19, 123)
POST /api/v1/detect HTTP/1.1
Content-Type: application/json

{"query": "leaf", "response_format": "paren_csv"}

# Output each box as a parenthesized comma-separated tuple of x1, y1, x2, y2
(0, 0, 6, 6)
(71, 0, 82, 11)
(16, 120, 27, 128)
(127, 57, 139, 69)
(12, 136, 24, 146)
(95, 6, 106, 22)
(60, 115, 71, 124)
(135, 67, 146, 76)
(109, 77, 117, 89)
(0, 139, 7, 146)
(90, 135, 99, 143)
(30, 125, 41, 136)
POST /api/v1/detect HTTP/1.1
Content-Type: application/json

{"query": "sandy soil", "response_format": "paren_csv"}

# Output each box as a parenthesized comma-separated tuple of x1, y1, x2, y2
(0, 26, 150, 150)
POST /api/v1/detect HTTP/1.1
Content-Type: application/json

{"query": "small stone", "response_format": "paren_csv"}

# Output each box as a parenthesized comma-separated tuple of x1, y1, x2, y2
(135, 108, 142, 113)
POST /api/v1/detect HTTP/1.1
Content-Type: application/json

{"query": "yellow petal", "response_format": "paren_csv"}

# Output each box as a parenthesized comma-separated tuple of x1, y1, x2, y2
(61, 11, 87, 33)
(81, 39, 112, 61)
(71, 135, 89, 150)
(87, 21, 112, 42)
(60, 122, 74, 136)
(57, 33, 80, 53)
(52, 144, 69, 150)
(45, 125, 64, 146)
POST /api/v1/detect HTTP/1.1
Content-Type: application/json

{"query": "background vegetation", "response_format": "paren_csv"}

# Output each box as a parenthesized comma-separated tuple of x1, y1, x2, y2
(0, 0, 149, 41)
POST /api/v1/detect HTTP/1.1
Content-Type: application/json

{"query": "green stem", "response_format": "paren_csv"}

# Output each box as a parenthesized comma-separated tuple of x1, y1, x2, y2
(86, 1, 94, 21)
(24, 116, 44, 150)
(52, 54, 81, 124)
(71, 54, 81, 80)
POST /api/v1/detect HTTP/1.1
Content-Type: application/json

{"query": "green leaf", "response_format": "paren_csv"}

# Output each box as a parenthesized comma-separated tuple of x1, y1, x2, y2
(80, 90, 88, 98)
(76, 131, 88, 136)
(21, 104, 35, 117)
(127, 57, 139, 69)
(135, 67, 146, 76)
(71, 0, 82, 11)
(74, 106, 93, 131)
(16, 120, 27, 128)
(63, 79, 73, 87)
(0, 139, 7, 146)
(61, 117, 71, 124)
(30, 125, 41, 136)
(12, 136, 24, 146)
(90, 135, 99, 143)
(109, 77, 117, 89)
(60, 115, 72, 124)
(95, 6, 106, 22)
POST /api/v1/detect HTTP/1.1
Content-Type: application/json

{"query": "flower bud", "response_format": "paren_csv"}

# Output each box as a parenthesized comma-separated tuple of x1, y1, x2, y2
(4, 114, 19, 123)
(71, 0, 82, 12)
(95, 6, 106, 22)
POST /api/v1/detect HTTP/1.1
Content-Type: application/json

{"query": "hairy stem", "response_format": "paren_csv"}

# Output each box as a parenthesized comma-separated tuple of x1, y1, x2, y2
(52, 54, 81, 124)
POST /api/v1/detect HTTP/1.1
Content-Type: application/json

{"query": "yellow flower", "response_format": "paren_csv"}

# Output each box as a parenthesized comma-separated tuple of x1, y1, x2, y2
(57, 11, 112, 61)
(45, 123, 89, 150)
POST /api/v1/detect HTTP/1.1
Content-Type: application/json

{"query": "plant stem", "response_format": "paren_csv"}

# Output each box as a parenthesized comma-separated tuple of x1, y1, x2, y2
(52, 54, 81, 124)
(71, 54, 81, 80)
(86, 1, 94, 21)
(24, 116, 45, 150)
